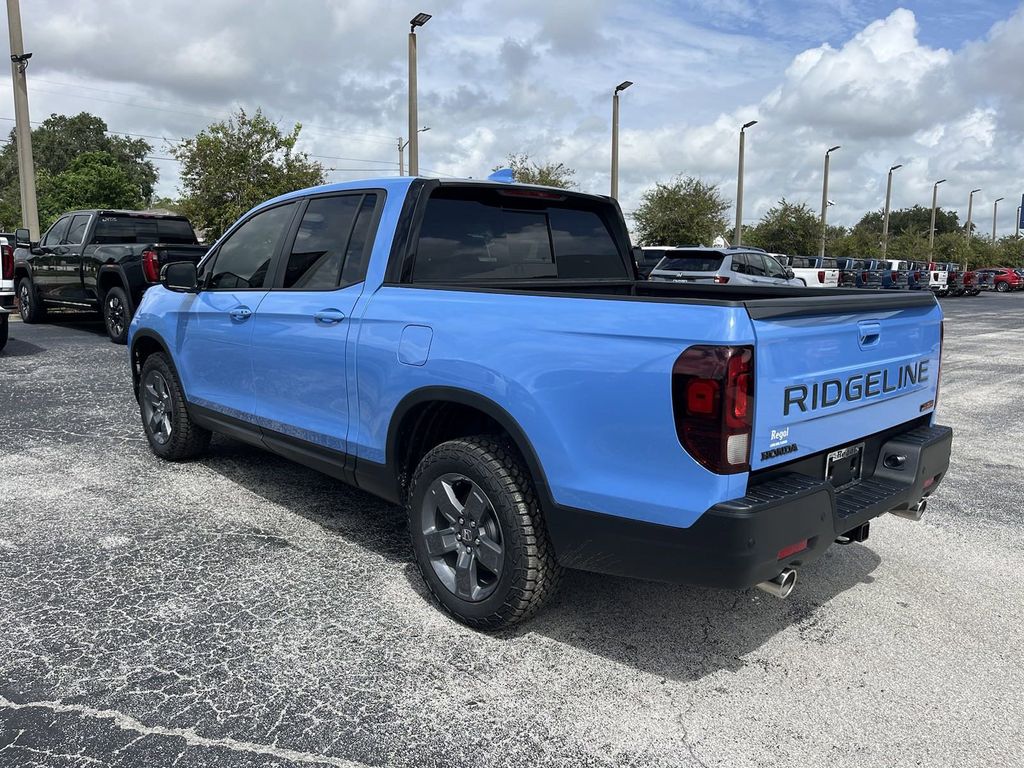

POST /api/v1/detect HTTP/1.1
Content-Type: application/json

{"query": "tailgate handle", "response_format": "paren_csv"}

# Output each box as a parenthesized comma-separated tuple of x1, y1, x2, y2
(858, 321, 881, 348)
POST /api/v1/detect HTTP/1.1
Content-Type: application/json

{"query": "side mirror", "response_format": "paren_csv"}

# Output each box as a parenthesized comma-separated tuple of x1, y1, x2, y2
(15, 228, 31, 247)
(161, 261, 199, 293)
(786, 268, 795, 279)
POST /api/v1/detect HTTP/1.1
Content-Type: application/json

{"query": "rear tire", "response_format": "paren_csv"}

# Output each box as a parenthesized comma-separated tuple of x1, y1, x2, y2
(103, 286, 131, 344)
(17, 276, 45, 323)
(139, 352, 211, 461)
(996, 282, 1009, 292)
(408, 436, 562, 630)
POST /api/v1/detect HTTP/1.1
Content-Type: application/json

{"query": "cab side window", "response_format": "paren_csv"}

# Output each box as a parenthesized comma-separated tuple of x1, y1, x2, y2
(206, 203, 296, 290)
(63, 214, 91, 245)
(282, 193, 379, 290)
(40, 216, 71, 247)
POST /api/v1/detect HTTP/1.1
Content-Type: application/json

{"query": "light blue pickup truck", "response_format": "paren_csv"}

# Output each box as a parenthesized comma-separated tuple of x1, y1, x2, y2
(128, 176, 952, 628)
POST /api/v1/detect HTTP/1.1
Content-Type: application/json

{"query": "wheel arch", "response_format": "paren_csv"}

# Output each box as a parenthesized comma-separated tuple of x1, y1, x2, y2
(130, 329, 172, 400)
(97, 265, 132, 309)
(384, 386, 555, 512)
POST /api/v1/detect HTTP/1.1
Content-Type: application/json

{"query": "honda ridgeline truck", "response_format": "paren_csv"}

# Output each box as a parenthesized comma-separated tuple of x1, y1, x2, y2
(13, 210, 207, 343)
(128, 177, 952, 629)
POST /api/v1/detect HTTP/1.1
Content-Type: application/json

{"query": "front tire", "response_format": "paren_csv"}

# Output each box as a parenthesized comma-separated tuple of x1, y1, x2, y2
(408, 436, 562, 629)
(17, 276, 45, 323)
(997, 282, 1009, 292)
(103, 286, 131, 344)
(139, 352, 211, 461)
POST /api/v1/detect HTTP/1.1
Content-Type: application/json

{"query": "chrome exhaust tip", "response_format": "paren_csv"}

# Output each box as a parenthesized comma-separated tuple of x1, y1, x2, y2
(891, 498, 927, 521)
(756, 568, 797, 599)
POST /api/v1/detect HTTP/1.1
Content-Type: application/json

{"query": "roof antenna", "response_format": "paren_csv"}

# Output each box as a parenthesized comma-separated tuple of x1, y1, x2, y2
(487, 168, 515, 183)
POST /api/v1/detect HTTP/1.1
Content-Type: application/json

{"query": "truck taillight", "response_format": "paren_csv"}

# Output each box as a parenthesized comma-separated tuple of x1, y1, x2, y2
(1, 244, 11, 280)
(142, 249, 160, 283)
(861, 270, 869, 283)
(713, 275, 730, 284)
(891, 270, 898, 281)
(672, 345, 754, 474)
(915, 270, 922, 280)
(817, 270, 825, 283)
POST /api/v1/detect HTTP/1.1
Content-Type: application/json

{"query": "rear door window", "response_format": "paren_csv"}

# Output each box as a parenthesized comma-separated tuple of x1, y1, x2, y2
(63, 214, 92, 245)
(281, 193, 379, 290)
(746, 253, 767, 277)
(412, 187, 629, 282)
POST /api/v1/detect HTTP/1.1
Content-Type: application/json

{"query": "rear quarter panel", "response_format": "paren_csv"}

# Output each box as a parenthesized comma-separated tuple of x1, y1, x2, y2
(354, 287, 754, 527)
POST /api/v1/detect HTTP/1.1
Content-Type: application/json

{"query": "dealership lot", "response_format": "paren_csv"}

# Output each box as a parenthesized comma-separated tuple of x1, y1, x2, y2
(1, 296, 1022, 768)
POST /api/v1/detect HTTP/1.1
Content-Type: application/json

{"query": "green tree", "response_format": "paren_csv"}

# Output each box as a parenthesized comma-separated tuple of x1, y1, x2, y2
(746, 198, 820, 255)
(36, 151, 144, 222)
(0, 112, 157, 228)
(496, 153, 577, 189)
(173, 108, 325, 240)
(631, 175, 730, 246)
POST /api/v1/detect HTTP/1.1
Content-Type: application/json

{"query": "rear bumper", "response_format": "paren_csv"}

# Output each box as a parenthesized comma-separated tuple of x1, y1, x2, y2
(549, 424, 952, 588)
(0, 290, 13, 310)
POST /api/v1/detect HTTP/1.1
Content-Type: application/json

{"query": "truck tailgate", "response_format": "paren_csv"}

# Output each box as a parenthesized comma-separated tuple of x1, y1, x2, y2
(747, 295, 941, 471)
(155, 244, 208, 264)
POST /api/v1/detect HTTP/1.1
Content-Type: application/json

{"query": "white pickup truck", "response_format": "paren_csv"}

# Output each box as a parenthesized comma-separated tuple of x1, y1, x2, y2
(779, 255, 840, 288)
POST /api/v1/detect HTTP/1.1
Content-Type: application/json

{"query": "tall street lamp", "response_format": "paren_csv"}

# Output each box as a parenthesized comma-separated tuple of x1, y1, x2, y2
(398, 127, 430, 175)
(1017, 204, 1021, 240)
(819, 145, 841, 258)
(734, 120, 757, 246)
(965, 188, 981, 241)
(992, 197, 1004, 242)
(610, 80, 632, 199)
(928, 178, 946, 257)
(881, 163, 902, 257)
(407, 12, 431, 176)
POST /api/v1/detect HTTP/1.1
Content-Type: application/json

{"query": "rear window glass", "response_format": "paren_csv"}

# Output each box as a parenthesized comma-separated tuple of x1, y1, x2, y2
(821, 258, 839, 269)
(789, 256, 813, 269)
(412, 188, 628, 281)
(92, 215, 196, 245)
(640, 248, 670, 265)
(655, 251, 724, 272)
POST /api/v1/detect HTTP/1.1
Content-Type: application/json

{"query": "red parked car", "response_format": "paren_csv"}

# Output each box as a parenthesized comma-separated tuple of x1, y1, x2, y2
(976, 268, 1022, 292)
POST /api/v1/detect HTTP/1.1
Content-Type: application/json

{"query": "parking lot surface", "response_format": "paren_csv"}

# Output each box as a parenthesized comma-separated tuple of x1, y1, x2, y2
(1, 295, 1022, 768)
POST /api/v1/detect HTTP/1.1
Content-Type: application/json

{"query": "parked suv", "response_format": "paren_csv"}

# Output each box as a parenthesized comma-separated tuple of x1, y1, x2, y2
(13, 211, 207, 342)
(649, 247, 799, 286)
(782, 255, 839, 288)
(976, 267, 1021, 292)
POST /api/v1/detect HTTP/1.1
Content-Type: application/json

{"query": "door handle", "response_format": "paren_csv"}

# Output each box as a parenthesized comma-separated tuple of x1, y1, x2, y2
(314, 309, 346, 325)
(229, 306, 253, 322)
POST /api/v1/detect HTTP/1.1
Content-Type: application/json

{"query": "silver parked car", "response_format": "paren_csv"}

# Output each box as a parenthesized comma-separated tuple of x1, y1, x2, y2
(648, 247, 801, 287)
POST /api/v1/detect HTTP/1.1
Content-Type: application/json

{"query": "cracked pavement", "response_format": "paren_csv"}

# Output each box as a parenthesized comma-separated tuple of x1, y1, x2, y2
(1, 297, 1022, 767)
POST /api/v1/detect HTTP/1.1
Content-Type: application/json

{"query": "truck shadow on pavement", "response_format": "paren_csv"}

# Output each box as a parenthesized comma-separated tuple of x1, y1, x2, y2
(199, 436, 882, 684)
(0, 337, 46, 357)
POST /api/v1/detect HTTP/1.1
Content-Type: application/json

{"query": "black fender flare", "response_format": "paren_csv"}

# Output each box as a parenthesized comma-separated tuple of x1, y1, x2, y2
(128, 328, 172, 399)
(97, 264, 134, 313)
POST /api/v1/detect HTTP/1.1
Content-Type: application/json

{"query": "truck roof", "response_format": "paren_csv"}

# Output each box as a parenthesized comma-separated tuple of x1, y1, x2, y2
(63, 209, 192, 220)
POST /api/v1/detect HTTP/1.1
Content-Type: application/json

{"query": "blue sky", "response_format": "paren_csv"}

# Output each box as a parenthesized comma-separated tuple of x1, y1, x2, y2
(2, 1, 1023, 233)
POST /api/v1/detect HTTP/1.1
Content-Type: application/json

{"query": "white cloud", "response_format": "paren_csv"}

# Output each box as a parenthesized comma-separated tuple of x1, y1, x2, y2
(0, 1, 1022, 236)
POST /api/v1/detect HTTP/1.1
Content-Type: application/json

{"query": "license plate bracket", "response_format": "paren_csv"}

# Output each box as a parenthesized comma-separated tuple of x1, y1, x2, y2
(826, 443, 864, 490)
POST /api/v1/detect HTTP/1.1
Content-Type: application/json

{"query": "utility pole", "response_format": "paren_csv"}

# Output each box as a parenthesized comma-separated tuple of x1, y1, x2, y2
(1017, 204, 1021, 240)
(966, 188, 981, 241)
(819, 145, 840, 258)
(928, 178, 946, 258)
(407, 12, 431, 177)
(881, 164, 902, 257)
(992, 197, 1004, 242)
(7, 0, 39, 238)
(398, 137, 404, 176)
(734, 120, 757, 246)
(610, 80, 632, 199)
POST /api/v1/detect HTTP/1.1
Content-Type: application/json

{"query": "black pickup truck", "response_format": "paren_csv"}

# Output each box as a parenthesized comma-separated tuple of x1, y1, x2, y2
(13, 210, 207, 343)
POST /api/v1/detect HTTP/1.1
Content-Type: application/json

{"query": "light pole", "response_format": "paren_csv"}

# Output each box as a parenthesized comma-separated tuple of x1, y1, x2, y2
(407, 12, 431, 177)
(1017, 205, 1021, 240)
(965, 188, 981, 241)
(819, 145, 841, 258)
(398, 127, 430, 175)
(992, 197, 1004, 242)
(6, 0, 39, 238)
(881, 163, 902, 257)
(734, 120, 757, 246)
(928, 178, 946, 257)
(610, 80, 632, 199)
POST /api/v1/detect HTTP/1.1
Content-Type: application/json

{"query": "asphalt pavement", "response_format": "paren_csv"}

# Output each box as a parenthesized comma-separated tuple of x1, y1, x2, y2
(1, 295, 1022, 768)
